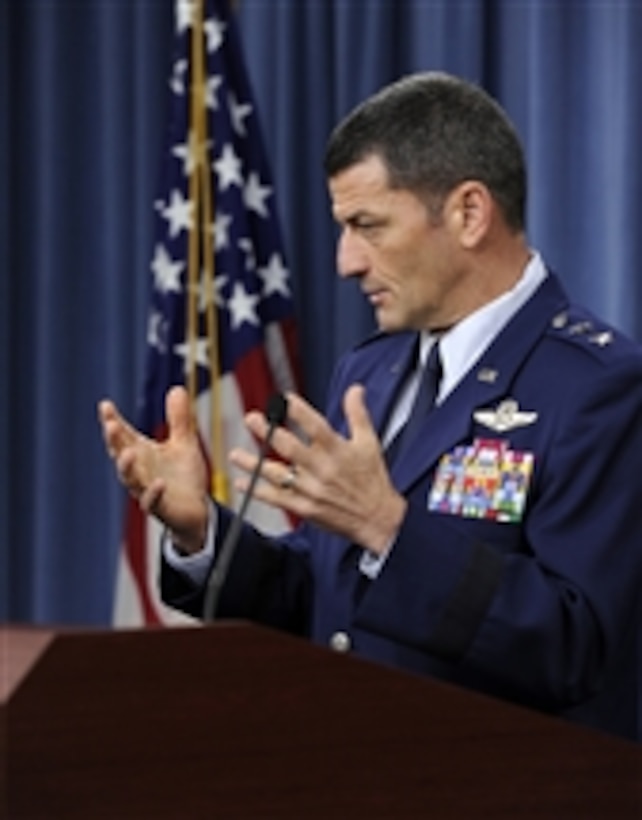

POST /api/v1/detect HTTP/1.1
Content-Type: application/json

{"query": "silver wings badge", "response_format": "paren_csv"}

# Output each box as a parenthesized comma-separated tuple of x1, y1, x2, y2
(473, 399, 538, 433)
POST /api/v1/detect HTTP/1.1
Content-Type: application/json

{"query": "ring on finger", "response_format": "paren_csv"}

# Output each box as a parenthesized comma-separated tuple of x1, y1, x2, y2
(280, 465, 298, 490)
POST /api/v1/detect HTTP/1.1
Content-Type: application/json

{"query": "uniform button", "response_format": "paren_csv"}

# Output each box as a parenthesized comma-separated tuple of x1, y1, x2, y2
(330, 631, 351, 653)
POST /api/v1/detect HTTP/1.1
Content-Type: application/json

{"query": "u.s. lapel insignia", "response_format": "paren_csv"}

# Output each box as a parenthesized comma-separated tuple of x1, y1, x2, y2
(477, 367, 498, 384)
(473, 398, 538, 433)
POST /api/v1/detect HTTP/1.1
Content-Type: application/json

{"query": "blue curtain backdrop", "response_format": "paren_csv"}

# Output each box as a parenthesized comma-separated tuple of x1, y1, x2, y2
(3, 0, 642, 639)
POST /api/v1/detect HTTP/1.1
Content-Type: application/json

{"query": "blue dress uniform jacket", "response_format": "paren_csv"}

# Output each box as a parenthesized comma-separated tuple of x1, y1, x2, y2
(161, 273, 642, 741)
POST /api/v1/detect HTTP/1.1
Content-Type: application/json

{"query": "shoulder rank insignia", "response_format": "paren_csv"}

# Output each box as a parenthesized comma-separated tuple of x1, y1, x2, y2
(473, 398, 538, 432)
(588, 330, 613, 347)
(568, 320, 593, 336)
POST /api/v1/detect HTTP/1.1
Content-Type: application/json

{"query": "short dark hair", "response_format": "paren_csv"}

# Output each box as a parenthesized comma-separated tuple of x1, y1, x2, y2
(324, 72, 526, 231)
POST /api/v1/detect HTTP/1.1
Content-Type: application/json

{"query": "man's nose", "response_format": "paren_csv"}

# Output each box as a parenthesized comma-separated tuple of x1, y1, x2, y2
(336, 229, 368, 279)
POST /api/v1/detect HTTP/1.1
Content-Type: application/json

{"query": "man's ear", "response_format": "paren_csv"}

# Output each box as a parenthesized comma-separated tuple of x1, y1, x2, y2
(446, 181, 493, 248)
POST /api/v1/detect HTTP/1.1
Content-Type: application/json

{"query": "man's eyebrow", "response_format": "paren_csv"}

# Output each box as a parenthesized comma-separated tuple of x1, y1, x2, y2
(335, 208, 382, 225)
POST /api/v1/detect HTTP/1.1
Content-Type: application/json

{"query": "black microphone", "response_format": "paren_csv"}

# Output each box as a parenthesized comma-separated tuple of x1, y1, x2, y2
(202, 393, 288, 622)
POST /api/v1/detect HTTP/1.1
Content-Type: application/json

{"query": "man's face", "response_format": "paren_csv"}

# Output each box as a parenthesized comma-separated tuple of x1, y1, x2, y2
(329, 154, 467, 333)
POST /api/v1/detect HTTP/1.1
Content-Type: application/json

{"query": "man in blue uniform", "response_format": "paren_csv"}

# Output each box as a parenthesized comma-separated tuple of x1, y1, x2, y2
(100, 72, 642, 740)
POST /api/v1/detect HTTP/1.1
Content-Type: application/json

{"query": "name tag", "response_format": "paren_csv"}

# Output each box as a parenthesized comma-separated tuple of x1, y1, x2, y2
(428, 438, 534, 523)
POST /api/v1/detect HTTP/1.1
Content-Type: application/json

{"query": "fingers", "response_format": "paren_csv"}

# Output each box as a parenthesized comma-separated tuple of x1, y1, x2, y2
(284, 386, 375, 448)
(229, 385, 394, 544)
(99, 399, 153, 497)
(165, 386, 195, 441)
(114, 446, 145, 497)
(229, 448, 301, 493)
(243, 392, 336, 467)
(242, 387, 377, 473)
(242, 407, 302, 463)
(229, 450, 310, 521)
(98, 399, 138, 458)
(99, 391, 207, 546)
(342, 384, 376, 444)
(284, 392, 335, 448)
(100, 388, 195, 460)
(139, 478, 166, 514)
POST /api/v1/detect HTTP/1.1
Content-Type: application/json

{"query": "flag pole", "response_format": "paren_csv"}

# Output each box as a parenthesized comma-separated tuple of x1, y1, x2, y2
(186, 0, 203, 403)
(198, 10, 228, 503)
(189, 0, 228, 502)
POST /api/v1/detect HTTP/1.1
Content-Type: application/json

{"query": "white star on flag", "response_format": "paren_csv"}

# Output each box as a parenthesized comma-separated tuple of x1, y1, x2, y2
(162, 189, 194, 237)
(203, 74, 222, 109)
(229, 91, 252, 137)
(147, 311, 167, 352)
(175, 0, 195, 34)
(228, 281, 260, 329)
(151, 243, 184, 293)
(212, 211, 233, 250)
(189, 272, 228, 313)
(170, 59, 188, 95)
(214, 143, 243, 190)
(173, 337, 211, 372)
(238, 237, 257, 271)
(258, 253, 291, 298)
(243, 172, 272, 217)
(204, 17, 226, 53)
(172, 131, 211, 176)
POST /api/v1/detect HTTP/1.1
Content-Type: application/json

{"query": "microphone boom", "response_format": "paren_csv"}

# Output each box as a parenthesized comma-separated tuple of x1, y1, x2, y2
(202, 393, 287, 621)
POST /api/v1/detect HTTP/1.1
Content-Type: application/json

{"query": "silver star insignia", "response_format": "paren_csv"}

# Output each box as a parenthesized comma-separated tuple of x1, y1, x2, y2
(588, 331, 613, 347)
(568, 321, 593, 336)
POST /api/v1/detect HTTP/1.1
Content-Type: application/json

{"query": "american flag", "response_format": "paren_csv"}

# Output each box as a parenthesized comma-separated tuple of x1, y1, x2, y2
(114, 0, 300, 626)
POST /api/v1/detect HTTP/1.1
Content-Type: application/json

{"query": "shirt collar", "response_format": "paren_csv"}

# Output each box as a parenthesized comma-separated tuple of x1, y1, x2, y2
(419, 251, 548, 402)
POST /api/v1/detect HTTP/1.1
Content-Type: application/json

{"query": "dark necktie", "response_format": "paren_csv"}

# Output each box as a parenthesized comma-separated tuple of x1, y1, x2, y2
(385, 341, 442, 467)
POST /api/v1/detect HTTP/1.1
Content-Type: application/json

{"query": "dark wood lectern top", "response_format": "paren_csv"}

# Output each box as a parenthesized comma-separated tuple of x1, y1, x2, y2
(1, 628, 55, 700)
(2, 622, 641, 818)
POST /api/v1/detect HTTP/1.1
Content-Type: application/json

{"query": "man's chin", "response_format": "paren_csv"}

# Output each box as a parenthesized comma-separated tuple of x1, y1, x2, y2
(374, 310, 403, 334)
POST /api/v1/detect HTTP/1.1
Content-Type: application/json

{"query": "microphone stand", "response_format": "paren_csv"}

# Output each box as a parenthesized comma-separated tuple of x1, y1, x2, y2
(202, 394, 287, 622)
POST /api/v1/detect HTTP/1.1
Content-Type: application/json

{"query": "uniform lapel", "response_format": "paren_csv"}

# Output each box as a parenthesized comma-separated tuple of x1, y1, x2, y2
(389, 273, 568, 493)
(361, 333, 418, 436)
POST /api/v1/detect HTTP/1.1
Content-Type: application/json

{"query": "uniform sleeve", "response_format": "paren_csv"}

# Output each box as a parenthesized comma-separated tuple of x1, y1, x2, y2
(160, 505, 314, 636)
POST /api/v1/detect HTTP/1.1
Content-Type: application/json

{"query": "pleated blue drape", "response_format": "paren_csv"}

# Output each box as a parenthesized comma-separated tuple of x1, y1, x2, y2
(3, 1, 642, 665)
(3, 0, 174, 623)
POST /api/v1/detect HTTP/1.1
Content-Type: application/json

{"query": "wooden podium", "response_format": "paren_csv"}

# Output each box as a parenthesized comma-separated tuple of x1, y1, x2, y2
(2, 622, 641, 818)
